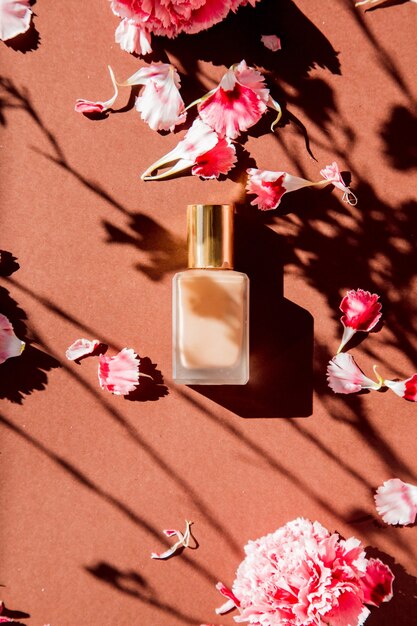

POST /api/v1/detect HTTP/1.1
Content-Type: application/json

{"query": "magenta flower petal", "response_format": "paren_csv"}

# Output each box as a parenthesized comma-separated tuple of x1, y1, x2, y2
(374, 478, 417, 525)
(98, 347, 140, 395)
(246, 168, 328, 211)
(360, 558, 394, 607)
(192, 137, 237, 179)
(0, 313, 25, 365)
(327, 353, 381, 394)
(75, 66, 118, 115)
(261, 34, 281, 51)
(65, 338, 100, 361)
(337, 288, 382, 352)
(0, 0, 32, 41)
(385, 373, 417, 401)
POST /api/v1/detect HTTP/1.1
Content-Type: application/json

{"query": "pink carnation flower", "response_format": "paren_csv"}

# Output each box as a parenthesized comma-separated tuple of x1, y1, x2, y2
(384, 373, 417, 401)
(337, 288, 382, 353)
(215, 518, 393, 626)
(375, 478, 417, 525)
(327, 353, 382, 395)
(109, 0, 259, 55)
(0, 313, 25, 365)
(98, 347, 140, 395)
(0, 0, 32, 41)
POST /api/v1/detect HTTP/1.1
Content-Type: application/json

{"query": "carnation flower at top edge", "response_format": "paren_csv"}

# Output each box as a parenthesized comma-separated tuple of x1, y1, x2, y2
(214, 518, 394, 626)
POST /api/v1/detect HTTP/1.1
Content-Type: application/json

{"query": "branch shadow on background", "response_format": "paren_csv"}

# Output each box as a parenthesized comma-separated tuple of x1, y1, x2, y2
(190, 211, 313, 418)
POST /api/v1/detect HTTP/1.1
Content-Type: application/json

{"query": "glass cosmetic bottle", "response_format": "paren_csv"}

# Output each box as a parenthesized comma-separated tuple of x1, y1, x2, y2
(173, 204, 249, 385)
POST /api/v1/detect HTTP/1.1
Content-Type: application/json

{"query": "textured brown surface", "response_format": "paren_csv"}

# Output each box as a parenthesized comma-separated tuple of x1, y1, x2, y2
(1, 1, 417, 624)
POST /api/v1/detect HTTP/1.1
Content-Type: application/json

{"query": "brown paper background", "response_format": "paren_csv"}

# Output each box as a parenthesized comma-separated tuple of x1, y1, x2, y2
(1, 0, 417, 624)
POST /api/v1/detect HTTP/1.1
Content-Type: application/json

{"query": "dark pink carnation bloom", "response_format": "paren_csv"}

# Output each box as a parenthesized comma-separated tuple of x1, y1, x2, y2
(215, 518, 394, 626)
(109, 0, 260, 55)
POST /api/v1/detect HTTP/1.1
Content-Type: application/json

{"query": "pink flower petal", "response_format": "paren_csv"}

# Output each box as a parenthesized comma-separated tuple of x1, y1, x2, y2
(320, 161, 357, 205)
(246, 168, 322, 211)
(0, 313, 25, 365)
(75, 66, 118, 115)
(215, 582, 240, 614)
(385, 373, 417, 401)
(360, 558, 394, 607)
(261, 34, 281, 51)
(192, 137, 236, 179)
(338, 288, 382, 352)
(151, 520, 192, 560)
(65, 338, 100, 361)
(327, 353, 381, 394)
(321, 591, 364, 626)
(115, 18, 152, 55)
(0, 600, 14, 622)
(374, 478, 417, 525)
(98, 347, 140, 395)
(0, 0, 32, 41)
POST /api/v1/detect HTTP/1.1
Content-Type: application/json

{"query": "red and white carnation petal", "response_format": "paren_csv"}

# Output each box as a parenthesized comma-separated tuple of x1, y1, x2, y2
(0, 313, 25, 365)
(374, 478, 417, 525)
(115, 18, 152, 55)
(0, 0, 32, 41)
(141, 118, 218, 180)
(75, 66, 118, 114)
(233, 60, 269, 105)
(338, 288, 382, 352)
(385, 373, 417, 401)
(246, 168, 318, 211)
(192, 137, 236, 179)
(360, 558, 394, 607)
(321, 591, 365, 626)
(327, 353, 381, 394)
(320, 161, 357, 205)
(65, 338, 100, 361)
(151, 520, 192, 560)
(133, 66, 186, 132)
(261, 34, 281, 51)
(98, 348, 139, 395)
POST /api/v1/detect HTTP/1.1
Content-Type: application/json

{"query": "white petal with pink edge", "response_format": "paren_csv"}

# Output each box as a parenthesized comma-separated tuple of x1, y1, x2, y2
(0, 313, 25, 365)
(320, 161, 357, 205)
(98, 347, 140, 395)
(115, 18, 152, 55)
(0, 0, 32, 41)
(327, 353, 381, 394)
(374, 478, 417, 525)
(151, 520, 193, 560)
(65, 338, 100, 361)
(385, 373, 417, 401)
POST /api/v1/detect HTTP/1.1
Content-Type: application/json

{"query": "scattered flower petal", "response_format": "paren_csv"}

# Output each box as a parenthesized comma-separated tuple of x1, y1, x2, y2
(192, 136, 237, 179)
(197, 60, 269, 139)
(0, 313, 25, 365)
(0, 0, 32, 41)
(246, 168, 329, 211)
(141, 118, 219, 180)
(327, 353, 382, 394)
(215, 582, 240, 614)
(0, 600, 14, 622)
(212, 518, 393, 626)
(75, 66, 118, 114)
(360, 558, 394, 606)
(385, 373, 417, 401)
(320, 161, 357, 206)
(115, 17, 152, 55)
(120, 63, 186, 131)
(65, 338, 100, 361)
(338, 288, 382, 353)
(109, 0, 260, 56)
(375, 478, 417, 525)
(261, 34, 281, 51)
(98, 347, 140, 395)
(151, 520, 193, 560)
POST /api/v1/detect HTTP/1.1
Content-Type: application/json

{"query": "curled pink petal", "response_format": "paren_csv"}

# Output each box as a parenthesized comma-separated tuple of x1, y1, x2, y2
(0, 0, 32, 41)
(192, 137, 237, 179)
(261, 34, 281, 51)
(374, 478, 417, 525)
(360, 558, 394, 607)
(337, 288, 382, 352)
(385, 373, 417, 401)
(115, 18, 152, 55)
(320, 161, 357, 205)
(327, 353, 381, 394)
(151, 520, 192, 560)
(65, 338, 100, 361)
(75, 66, 118, 115)
(0, 313, 25, 365)
(98, 347, 139, 395)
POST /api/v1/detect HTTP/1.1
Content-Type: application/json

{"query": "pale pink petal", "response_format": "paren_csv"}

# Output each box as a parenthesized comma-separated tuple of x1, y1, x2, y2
(374, 478, 417, 525)
(385, 373, 417, 401)
(98, 347, 139, 395)
(192, 137, 236, 179)
(141, 118, 218, 180)
(246, 168, 319, 211)
(360, 558, 394, 606)
(65, 338, 100, 361)
(75, 66, 118, 114)
(151, 520, 192, 560)
(0, 313, 25, 365)
(261, 34, 281, 52)
(320, 161, 357, 205)
(337, 288, 382, 352)
(0, 0, 32, 41)
(115, 18, 152, 55)
(327, 353, 381, 394)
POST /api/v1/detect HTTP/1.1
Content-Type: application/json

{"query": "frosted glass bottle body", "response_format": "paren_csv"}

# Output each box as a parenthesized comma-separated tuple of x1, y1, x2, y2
(173, 268, 249, 385)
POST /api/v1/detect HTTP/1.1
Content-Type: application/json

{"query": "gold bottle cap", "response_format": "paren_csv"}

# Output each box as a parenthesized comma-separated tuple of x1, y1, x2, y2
(187, 204, 234, 269)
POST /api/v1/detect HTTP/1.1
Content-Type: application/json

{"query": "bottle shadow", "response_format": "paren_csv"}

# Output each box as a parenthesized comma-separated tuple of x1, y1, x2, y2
(189, 211, 313, 418)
